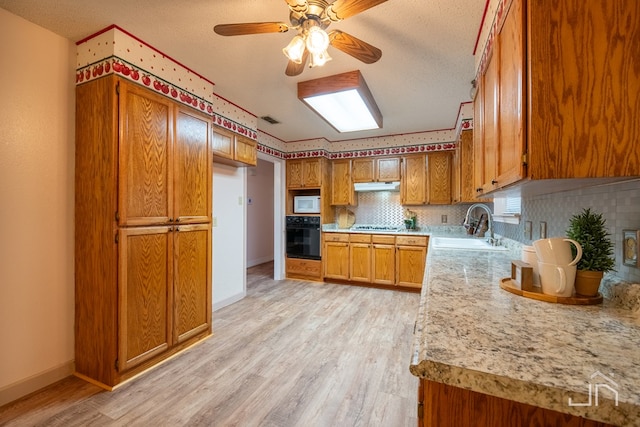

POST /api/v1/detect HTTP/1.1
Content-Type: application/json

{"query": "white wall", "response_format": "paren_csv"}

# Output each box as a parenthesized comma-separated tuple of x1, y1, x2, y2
(246, 159, 274, 267)
(212, 164, 247, 310)
(0, 9, 76, 404)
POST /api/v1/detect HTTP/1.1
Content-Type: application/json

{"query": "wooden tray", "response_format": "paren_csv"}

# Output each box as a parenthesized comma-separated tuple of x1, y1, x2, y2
(500, 278, 603, 305)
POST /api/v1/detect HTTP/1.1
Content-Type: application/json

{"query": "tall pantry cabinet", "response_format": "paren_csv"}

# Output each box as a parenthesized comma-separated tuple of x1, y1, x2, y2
(75, 75, 212, 388)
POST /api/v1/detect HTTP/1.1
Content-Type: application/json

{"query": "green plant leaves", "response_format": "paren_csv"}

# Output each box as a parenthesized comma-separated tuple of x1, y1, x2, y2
(566, 208, 615, 273)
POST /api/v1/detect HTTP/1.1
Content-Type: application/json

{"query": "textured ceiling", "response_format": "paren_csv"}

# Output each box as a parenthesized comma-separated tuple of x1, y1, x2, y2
(0, 0, 486, 142)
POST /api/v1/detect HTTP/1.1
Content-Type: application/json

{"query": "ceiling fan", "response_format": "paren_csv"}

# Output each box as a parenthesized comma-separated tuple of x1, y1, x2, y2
(214, 0, 387, 76)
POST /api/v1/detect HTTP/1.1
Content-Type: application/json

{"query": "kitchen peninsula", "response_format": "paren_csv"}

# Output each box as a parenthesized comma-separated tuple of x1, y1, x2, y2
(410, 243, 640, 426)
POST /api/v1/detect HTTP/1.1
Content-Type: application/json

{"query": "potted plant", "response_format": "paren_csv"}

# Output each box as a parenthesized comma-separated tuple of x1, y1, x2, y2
(565, 208, 616, 296)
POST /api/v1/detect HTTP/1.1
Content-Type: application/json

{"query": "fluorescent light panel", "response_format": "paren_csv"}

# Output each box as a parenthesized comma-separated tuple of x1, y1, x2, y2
(298, 70, 382, 133)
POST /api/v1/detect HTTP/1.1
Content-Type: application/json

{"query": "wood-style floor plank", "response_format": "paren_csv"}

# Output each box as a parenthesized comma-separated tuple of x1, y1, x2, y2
(0, 263, 420, 426)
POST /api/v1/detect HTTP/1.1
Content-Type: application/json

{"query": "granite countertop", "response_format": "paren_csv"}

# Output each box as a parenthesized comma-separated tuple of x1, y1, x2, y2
(409, 244, 640, 426)
(321, 223, 442, 236)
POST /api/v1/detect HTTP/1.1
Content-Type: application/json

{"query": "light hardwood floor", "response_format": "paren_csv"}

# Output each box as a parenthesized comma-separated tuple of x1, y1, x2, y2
(0, 263, 420, 426)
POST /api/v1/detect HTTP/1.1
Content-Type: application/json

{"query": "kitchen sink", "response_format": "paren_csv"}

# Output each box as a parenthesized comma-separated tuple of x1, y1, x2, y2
(431, 237, 508, 251)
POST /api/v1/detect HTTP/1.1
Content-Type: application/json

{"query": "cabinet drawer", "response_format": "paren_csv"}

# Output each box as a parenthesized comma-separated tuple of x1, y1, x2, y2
(286, 258, 322, 277)
(324, 233, 349, 242)
(349, 234, 372, 243)
(372, 235, 396, 244)
(396, 235, 428, 246)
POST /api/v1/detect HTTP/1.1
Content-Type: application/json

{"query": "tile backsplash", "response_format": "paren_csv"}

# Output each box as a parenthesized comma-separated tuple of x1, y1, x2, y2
(494, 179, 640, 283)
(334, 191, 472, 229)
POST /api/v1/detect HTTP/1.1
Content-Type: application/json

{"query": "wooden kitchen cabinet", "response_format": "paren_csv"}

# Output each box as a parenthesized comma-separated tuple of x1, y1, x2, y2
(323, 232, 427, 290)
(211, 125, 257, 167)
(453, 130, 478, 203)
(331, 159, 356, 206)
(75, 75, 212, 388)
(287, 158, 324, 188)
(426, 151, 452, 205)
(372, 235, 396, 286)
(396, 236, 428, 288)
(418, 379, 613, 427)
(401, 154, 427, 205)
(474, 0, 640, 196)
(349, 234, 372, 283)
(352, 157, 401, 182)
(323, 233, 350, 280)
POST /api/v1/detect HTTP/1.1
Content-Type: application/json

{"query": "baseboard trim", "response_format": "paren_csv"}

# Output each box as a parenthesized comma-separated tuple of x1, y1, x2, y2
(213, 291, 246, 311)
(247, 256, 274, 268)
(0, 360, 74, 407)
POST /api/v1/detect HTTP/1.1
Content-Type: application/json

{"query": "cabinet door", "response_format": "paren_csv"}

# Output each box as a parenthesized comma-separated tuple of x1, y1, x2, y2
(235, 135, 257, 166)
(473, 83, 485, 198)
(287, 160, 304, 188)
(482, 47, 499, 192)
(372, 244, 395, 285)
(118, 226, 172, 371)
(303, 158, 323, 187)
(396, 245, 426, 288)
(496, 0, 525, 188)
(331, 159, 355, 206)
(118, 81, 174, 226)
(459, 130, 476, 203)
(349, 243, 371, 282)
(173, 223, 211, 344)
(401, 155, 426, 205)
(427, 151, 452, 205)
(174, 108, 211, 224)
(352, 158, 375, 182)
(324, 241, 350, 280)
(377, 157, 401, 181)
(211, 126, 234, 160)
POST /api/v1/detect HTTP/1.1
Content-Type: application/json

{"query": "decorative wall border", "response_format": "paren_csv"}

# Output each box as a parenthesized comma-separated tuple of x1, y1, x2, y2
(273, 142, 458, 160)
(475, 0, 512, 79)
(75, 56, 258, 140)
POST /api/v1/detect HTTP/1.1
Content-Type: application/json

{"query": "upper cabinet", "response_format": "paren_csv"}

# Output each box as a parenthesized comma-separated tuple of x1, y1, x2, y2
(427, 151, 452, 205)
(331, 159, 356, 206)
(287, 158, 324, 189)
(211, 125, 257, 167)
(352, 157, 401, 183)
(401, 153, 452, 205)
(474, 0, 640, 196)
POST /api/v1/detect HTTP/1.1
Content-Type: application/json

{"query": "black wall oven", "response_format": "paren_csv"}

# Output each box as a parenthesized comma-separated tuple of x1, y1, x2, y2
(286, 216, 321, 260)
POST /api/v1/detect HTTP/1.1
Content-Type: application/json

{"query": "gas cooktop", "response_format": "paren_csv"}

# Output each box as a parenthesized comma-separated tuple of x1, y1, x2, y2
(350, 224, 402, 232)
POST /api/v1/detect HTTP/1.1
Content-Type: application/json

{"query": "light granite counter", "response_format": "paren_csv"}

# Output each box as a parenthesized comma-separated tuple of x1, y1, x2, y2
(409, 245, 640, 426)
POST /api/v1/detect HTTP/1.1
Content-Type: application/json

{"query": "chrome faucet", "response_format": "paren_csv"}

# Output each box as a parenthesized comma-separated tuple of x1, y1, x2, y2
(464, 203, 494, 240)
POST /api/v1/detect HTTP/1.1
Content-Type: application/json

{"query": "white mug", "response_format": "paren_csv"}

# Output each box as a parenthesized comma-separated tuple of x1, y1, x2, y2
(538, 261, 576, 297)
(533, 237, 582, 266)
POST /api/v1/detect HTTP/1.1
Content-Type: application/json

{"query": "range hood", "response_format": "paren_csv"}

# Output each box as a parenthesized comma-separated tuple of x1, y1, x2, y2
(354, 181, 401, 192)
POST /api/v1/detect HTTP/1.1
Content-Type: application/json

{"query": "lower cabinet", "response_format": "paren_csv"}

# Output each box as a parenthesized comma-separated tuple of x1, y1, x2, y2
(323, 233, 350, 280)
(117, 224, 211, 373)
(418, 379, 613, 427)
(396, 236, 428, 288)
(323, 232, 428, 289)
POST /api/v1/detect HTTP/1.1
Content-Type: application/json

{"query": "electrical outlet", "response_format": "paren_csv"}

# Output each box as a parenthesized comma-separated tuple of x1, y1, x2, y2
(441, 215, 447, 224)
(524, 221, 532, 240)
(540, 221, 547, 239)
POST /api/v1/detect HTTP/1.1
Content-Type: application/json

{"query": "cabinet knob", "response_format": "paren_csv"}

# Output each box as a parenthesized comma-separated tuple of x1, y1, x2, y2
(169, 218, 174, 222)
(491, 179, 498, 185)
(476, 188, 483, 193)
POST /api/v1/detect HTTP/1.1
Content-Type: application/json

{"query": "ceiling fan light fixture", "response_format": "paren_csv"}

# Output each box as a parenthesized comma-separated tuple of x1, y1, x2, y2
(305, 26, 330, 54)
(283, 35, 306, 64)
(309, 49, 332, 68)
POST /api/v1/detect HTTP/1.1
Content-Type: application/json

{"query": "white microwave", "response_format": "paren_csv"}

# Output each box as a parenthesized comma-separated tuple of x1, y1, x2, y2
(293, 195, 321, 214)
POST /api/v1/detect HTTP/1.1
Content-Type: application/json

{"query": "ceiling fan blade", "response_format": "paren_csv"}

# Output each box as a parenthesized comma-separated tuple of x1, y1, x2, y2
(285, 50, 309, 76)
(329, 30, 382, 64)
(326, 0, 388, 21)
(214, 22, 289, 36)
(284, 0, 308, 13)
